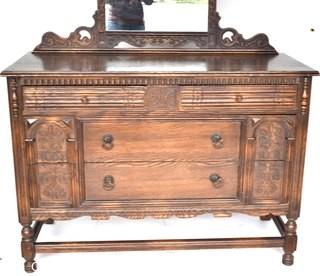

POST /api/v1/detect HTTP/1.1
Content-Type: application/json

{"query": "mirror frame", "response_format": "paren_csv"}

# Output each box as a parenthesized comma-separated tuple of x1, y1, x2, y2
(34, 0, 277, 54)
(102, 0, 210, 33)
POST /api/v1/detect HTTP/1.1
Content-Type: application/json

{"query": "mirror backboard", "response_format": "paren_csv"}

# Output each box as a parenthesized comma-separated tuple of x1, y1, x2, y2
(34, 0, 277, 54)
(105, 0, 208, 32)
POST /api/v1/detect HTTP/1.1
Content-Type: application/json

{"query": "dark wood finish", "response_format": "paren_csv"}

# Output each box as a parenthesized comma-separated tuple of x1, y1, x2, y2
(1, 0, 319, 272)
(272, 216, 286, 236)
(282, 219, 297, 265)
(34, 0, 276, 53)
(2, 53, 318, 76)
(260, 214, 272, 221)
(25, 216, 287, 255)
(35, 237, 284, 253)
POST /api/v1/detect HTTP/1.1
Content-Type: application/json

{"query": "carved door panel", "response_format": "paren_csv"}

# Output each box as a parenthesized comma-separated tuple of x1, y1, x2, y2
(248, 117, 295, 204)
(25, 118, 77, 208)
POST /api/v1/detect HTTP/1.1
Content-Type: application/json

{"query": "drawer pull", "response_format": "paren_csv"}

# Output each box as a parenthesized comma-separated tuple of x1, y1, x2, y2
(103, 175, 115, 191)
(102, 134, 114, 150)
(211, 133, 224, 148)
(209, 173, 223, 188)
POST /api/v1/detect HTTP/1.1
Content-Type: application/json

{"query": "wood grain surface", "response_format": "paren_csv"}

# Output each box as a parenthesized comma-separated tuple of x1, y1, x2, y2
(83, 120, 241, 162)
(85, 161, 239, 200)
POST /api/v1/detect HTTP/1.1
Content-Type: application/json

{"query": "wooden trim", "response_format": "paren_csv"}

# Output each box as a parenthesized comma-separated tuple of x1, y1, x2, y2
(34, 0, 277, 53)
(32, 221, 44, 242)
(33, 215, 285, 254)
(35, 237, 284, 253)
(272, 216, 286, 236)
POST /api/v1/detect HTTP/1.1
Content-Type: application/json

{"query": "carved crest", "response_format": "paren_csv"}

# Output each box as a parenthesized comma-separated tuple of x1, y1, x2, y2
(34, 0, 276, 53)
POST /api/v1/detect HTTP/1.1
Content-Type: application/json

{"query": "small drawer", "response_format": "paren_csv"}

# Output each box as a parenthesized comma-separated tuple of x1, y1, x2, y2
(180, 85, 298, 112)
(84, 162, 239, 201)
(83, 120, 241, 162)
(23, 86, 146, 111)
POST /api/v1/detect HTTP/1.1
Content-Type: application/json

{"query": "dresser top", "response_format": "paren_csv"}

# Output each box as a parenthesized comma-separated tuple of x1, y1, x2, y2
(1, 52, 318, 76)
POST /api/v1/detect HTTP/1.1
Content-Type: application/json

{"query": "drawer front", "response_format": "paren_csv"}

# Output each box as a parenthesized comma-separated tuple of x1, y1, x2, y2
(85, 162, 239, 200)
(23, 85, 298, 114)
(83, 120, 241, 162)
(23, 87, 146, 111)
(180, 85, 298, 111)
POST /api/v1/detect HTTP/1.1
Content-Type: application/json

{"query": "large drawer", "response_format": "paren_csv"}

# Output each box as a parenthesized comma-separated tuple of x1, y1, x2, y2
(84, 162, 239, 200)
(83, 120, 241, 162)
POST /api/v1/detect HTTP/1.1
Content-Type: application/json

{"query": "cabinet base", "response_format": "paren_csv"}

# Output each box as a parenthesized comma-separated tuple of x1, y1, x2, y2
(22, 215, 295, 272)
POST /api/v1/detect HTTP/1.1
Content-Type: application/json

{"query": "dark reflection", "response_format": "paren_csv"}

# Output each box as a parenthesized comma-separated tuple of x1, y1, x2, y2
(35, 53, 272, 73)
(106, 0, 154, 31)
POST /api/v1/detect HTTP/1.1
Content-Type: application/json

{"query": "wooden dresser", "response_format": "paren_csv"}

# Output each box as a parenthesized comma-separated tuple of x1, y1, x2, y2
(1, 0, 318, 272)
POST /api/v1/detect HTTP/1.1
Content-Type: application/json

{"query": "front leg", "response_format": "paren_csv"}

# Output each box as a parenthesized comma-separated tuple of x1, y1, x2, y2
(282, 219, 297, 266)
(21, 224, 37, 273)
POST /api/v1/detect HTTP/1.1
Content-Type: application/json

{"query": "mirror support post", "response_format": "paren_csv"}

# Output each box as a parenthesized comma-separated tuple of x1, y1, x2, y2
(208, 0, 219, 47)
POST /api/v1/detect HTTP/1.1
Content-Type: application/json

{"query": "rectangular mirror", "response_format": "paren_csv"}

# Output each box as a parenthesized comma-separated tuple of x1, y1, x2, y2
(105, 0, 208, 32)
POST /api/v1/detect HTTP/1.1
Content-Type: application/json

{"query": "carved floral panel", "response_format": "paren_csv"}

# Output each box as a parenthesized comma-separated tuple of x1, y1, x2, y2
(255, 121, 287, 160)
(250, 118, 293, 203)
(26, 119, 74, 207)
(34, 123, 68, 163)
(252, 161, 284, 201)
(36, 164, 71, 206)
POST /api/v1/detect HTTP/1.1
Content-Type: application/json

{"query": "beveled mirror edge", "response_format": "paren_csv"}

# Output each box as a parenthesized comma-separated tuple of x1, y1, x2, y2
(34, 0, 277, 54)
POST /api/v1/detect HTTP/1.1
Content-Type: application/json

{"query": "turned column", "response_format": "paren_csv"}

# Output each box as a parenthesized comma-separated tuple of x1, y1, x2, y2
(21, 225, 37, 273)
(282, 219, 297, 266)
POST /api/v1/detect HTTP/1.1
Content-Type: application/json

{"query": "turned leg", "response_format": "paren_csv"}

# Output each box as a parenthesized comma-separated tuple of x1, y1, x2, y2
(21, 225, 37, 273)
(260, 214, 272, 221)
(282, 219, 297, 266)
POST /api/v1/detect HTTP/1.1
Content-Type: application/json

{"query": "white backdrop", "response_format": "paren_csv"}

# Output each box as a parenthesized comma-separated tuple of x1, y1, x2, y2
(0, 1, 319, 275)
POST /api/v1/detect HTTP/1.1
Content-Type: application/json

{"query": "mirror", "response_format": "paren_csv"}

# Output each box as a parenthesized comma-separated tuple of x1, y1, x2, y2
(105, 0, 208, 32)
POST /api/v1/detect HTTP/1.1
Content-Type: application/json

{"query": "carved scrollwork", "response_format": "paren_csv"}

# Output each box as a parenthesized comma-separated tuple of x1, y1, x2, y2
(35, 12, 99, 51)
(34, 0, 276, 53)
(101, 33, 209, 49)
(31, 208, 288, 221)
(219, 29, 272, 50)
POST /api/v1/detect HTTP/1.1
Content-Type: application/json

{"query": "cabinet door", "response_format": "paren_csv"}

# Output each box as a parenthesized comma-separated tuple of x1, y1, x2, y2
(25, 118, 77, 208)
(248, 117, 295, 204)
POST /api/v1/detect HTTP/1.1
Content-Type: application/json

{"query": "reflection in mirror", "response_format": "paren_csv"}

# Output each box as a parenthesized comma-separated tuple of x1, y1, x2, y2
(105, 0, 208, 32)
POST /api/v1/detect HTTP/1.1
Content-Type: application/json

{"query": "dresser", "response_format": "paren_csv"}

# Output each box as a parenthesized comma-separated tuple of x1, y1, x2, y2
(1, 0, 318, 272)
